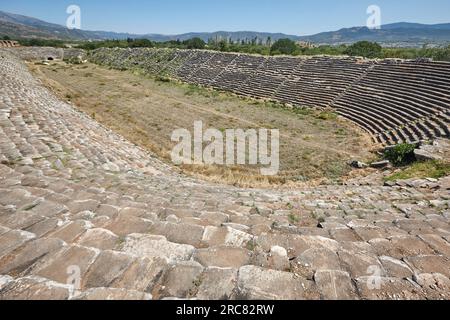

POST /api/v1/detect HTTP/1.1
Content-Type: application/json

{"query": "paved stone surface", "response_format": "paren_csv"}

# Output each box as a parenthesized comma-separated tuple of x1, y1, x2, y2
(193, 246, 251, 268)
(236, 265, 319, 300)
(0, 50, 449, 300)
(314, 270, 357, 300)
(196, 267, 238, 300)
(72, 287, 151, 300)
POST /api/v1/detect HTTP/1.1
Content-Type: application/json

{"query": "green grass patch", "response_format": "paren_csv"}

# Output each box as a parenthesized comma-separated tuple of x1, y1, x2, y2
(155, 75, 171, 83)
(288, 213, 300, 224)
(316, 111, 338, 121)
(384, 160, 450, 182)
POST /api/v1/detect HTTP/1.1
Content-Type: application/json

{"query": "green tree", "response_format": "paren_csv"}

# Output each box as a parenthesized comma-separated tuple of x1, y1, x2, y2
(129, 38, 154, 48)
(218, 39, 228, 52)
(270, 38, 299, 55)
(345, 41, 383, 58)
(183, 37, 206, 49)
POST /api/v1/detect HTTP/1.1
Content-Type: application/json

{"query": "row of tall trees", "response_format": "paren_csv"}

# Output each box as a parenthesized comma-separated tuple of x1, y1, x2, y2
(7, 33, 450, 61)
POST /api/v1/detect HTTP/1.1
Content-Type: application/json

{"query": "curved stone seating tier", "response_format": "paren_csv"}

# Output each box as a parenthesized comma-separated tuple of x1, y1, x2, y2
(357, 78, 449, 114)
(365, 71, 450, 100)
(392, 61, 450, 77)
(175, 51, 216, 80)
(335, 87, 432, 121)
(86, 48, 450, 145)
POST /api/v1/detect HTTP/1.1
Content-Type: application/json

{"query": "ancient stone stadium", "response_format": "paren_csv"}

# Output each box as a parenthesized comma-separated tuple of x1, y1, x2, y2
(0, 46, 449, 301)
(88, 47, 450, 145)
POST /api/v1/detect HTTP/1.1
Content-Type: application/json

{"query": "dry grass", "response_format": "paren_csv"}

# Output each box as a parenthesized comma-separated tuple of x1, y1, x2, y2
(385, 160, 450, 182)
(30, 61, 376, 188)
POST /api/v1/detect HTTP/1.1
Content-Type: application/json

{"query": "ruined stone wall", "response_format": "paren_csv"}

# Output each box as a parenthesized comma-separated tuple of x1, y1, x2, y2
(0, 40, 19, 48)
(2, 46, 86, 61)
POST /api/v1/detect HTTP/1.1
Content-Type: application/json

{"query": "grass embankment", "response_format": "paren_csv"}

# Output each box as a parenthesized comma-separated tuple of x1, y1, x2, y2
(385, 160, 450, 182)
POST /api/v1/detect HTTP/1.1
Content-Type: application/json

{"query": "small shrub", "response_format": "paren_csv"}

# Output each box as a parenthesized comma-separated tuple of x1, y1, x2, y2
(155, 75, 170, 83)
(317, 111, 338, 121)
(384, 143, 417, 166)
(288, 213, 300, 224)
(270, 38, 299, 55)
(345, 41, 383, 58)
(64, 57, 82, 65)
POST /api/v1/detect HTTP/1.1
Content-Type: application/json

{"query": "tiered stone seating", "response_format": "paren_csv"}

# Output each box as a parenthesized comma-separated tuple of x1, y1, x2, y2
(238, 56, 303, 99)
(190, 52, 238, 87)
(0, 40, 19, 48)
(87, 47, 450, 146)
(160, 50, 196, 77)
(212, 54, 266, 93)
(175, 51, 216, 81)
(331, 60, 450, 144)
(138, 48, 177, 74)
(274, 57, 374, 108)
(4, 47, 65, 61)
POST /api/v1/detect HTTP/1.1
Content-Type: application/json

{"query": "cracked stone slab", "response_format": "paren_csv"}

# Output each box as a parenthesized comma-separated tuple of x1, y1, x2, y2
(202, 226, 254, 248)
(355, 277, 425, 300)
(121, 233, 195, 263)
(33, 245, 99, 285)
(338, 249, 385, 278)
(0, 237, 65, 276)
(379, 256, 414, 278)
(0, 229, 36, 259)
(418, 234, 450, 256)
(236, 265, 319, 300)
(81, 250, 135, 290)
(0, 276, 71, 300)
(103, 213, 153, 237)
(157, 261, 204, 298)
(294, 248, 342, 279)
(196, 267, 238, 300)
(405, 255, 450, 278)
(193, 246, 251, 268)
(76, 228, 119, 250)
(111, 257, 167, 293)
(369, 236, 436, 259)
(150, 221, 205, 247)
(413, 273, 450, 299)
(71, 287, 152, 300)
(314, 270, 357, 300)
(47, 220, 92, 243)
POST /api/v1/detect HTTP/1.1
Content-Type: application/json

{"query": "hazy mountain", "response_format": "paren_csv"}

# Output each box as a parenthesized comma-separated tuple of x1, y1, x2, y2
(1, 10, 450, 47)
(0, 11, 301, 42)
(0, 11, 138, 40)
(297, 22, 450, 46)
(144, 31, 302, 42)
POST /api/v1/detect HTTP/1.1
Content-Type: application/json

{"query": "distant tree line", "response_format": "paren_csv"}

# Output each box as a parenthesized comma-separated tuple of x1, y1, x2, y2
(6, 34, 450, 62)
(76, 37, 207, 50)
(1, 36, 67, 47)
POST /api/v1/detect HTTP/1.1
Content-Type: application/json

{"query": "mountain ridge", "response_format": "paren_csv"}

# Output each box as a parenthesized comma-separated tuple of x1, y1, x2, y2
(1, 10, 450, 46)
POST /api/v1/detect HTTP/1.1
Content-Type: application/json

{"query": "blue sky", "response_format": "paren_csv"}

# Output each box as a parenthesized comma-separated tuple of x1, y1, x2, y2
(1, 0, 450, 35)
